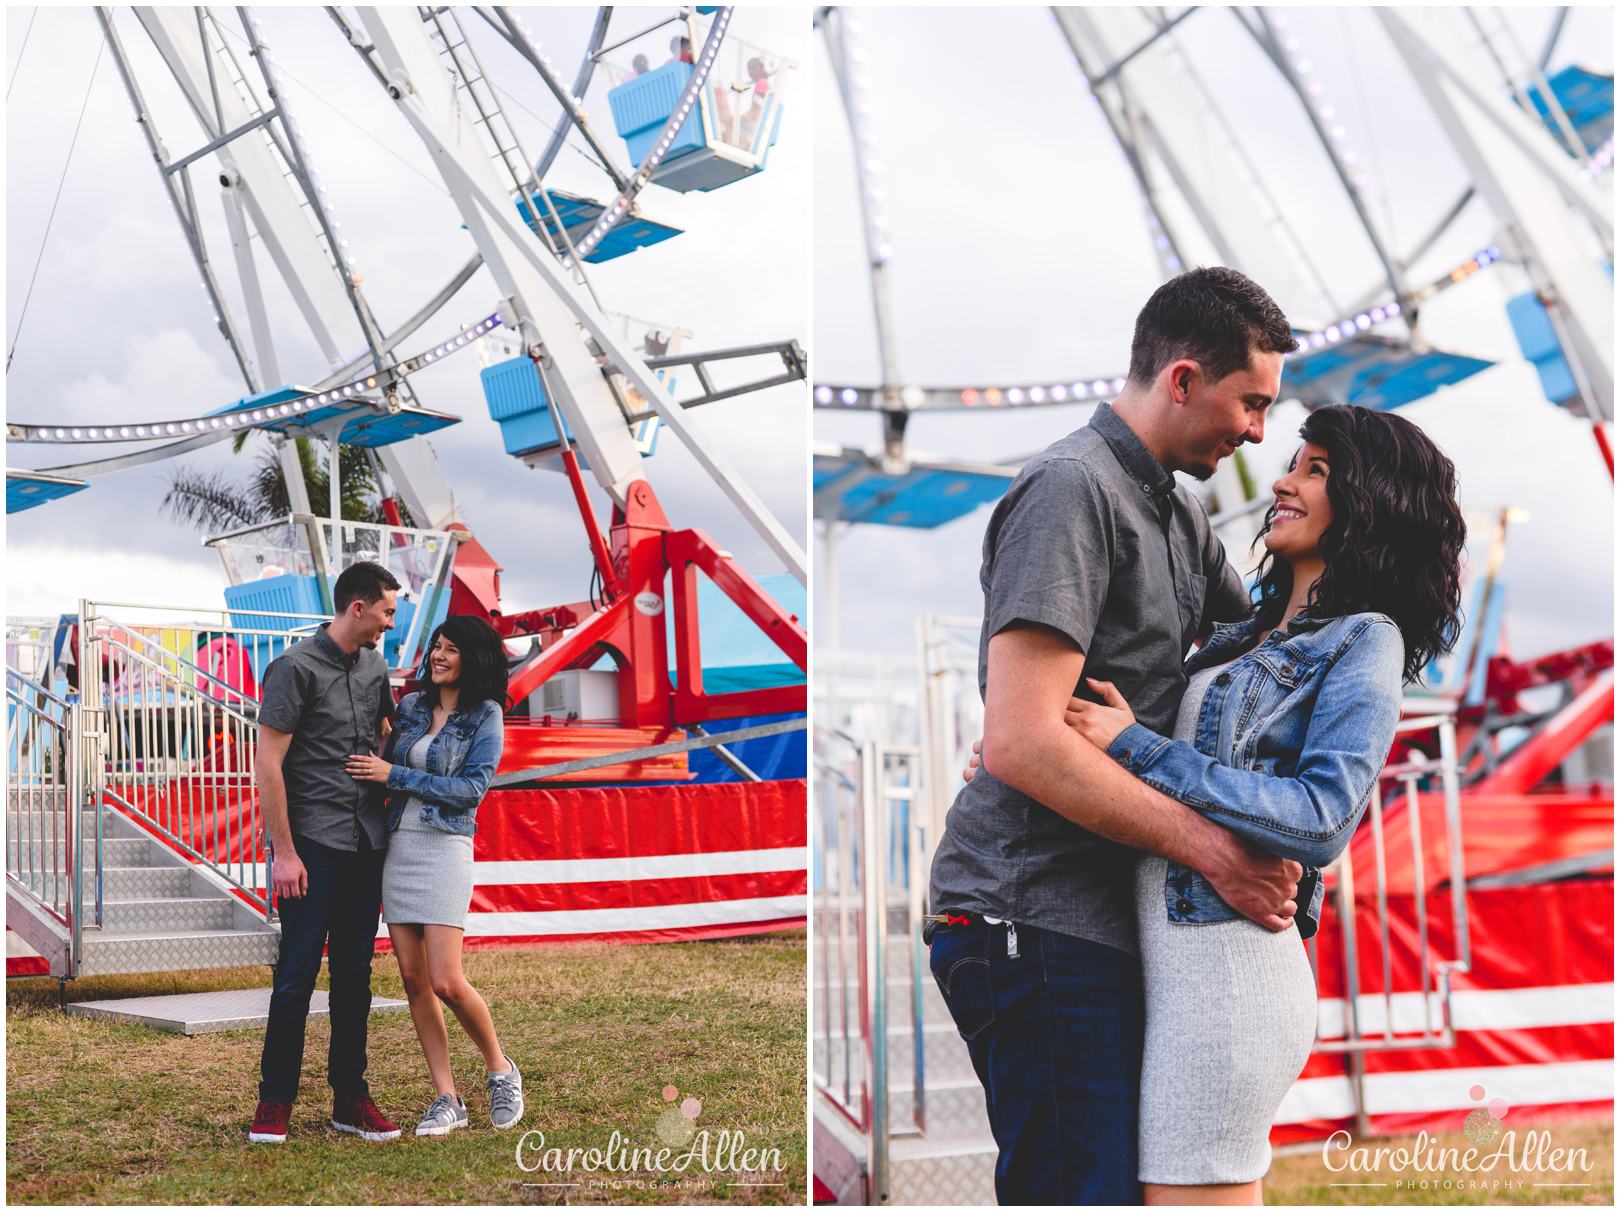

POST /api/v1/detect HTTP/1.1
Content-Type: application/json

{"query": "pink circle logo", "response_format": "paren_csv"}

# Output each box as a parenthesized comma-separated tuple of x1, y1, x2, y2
(1463, 1084, 1509, 1147)
(655, 1083, 703, 1145)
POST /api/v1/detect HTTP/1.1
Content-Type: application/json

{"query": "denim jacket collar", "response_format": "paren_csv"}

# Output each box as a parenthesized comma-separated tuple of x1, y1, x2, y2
(1192, 610, 1339, 673)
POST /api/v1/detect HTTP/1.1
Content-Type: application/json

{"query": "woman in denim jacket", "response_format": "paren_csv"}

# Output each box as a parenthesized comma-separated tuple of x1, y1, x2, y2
(1066, 405, 1465, 1202)
(345, 615, 523, 1138)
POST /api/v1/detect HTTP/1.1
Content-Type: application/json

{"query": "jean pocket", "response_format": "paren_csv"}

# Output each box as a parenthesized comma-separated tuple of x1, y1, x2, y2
(930, 931, 995, 1041)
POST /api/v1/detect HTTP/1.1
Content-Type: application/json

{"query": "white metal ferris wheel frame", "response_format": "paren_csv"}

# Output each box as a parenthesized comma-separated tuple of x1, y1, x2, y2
(817, 6, 1614, 432)
(35, 6, 807, 583)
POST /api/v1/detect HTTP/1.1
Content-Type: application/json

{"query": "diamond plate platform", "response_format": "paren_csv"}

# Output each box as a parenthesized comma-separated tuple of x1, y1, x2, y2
(8, 803, 281, 978)
(889, 1137, 997, 1205)
(813, 932, 999, 1205)
(64, 987, 408, 1035)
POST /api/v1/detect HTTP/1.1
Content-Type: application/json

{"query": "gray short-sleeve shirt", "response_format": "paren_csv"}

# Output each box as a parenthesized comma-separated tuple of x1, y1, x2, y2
(928, 403, 1252, 955)
(258, 624, 395, 851)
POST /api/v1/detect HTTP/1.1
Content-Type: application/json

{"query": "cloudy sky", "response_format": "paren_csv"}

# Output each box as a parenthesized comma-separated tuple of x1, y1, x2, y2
(813, 5, 1614, 668)
(7, 6, 808, 621)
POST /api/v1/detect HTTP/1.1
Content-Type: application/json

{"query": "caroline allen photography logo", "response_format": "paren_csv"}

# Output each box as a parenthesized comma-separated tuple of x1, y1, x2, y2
(514, 1082, 787, 1187)
(1322, 1082, 1595, 1194)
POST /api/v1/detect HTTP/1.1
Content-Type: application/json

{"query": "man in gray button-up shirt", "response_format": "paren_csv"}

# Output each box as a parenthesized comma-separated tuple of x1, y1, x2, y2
(927, 268, 1304, 1203)
(250, 561, 404, 1145)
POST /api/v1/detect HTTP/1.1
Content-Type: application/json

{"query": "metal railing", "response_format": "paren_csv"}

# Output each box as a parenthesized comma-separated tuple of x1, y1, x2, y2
(1309, 697, 1471, 1136)
(6, 669, 86, 956)
(77, 601, 306, 919)
(3, 601, 331, 973)
(813, 725, 925, 1207)
(814, 726, 866, 1123)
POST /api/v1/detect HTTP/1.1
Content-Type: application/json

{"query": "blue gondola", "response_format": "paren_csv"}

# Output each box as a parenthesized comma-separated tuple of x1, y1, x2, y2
(815, 451, 1014, 528)
(204, 385, 460, 447)
(1504, 292, 1583, 409)
(607, 35, 790, 193)
(516, 186, 683, 262)
(7, 469, 88, 513)
(1281, 335, 1493, 411)
(479, 355, 660, 464)
(1515, 65, 1613, 156)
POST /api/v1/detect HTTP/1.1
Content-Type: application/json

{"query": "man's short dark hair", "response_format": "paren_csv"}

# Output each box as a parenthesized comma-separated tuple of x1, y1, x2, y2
(1127, 266, 1298, 387)
(333, 561, 400, 614)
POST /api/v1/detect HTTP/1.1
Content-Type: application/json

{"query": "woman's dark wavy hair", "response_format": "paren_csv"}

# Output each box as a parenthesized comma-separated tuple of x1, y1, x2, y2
(417, 614, 509, 714)
(1251, 404, 1466, 684)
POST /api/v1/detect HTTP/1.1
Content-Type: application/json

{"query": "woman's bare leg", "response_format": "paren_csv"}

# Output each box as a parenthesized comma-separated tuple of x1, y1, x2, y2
(423, 923, 509, 1074)
(390, 923, 457, 1096)
(1144, 1180, 1262, 1206)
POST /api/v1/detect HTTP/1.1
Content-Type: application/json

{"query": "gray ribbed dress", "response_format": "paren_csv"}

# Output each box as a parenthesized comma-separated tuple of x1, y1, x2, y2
(1136, 661, 1319, 1185)
(381, 734, 476, 930)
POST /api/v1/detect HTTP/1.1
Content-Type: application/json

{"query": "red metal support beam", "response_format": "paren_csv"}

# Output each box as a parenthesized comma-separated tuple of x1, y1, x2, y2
(1483, 637, 1614, 716)
(1473, 669, 1614, 795)
(505, 597, 630, 708)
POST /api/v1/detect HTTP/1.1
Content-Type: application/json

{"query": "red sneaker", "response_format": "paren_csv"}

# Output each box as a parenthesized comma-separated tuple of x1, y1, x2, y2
(250, 1099, 293, 1144)
(331, 1095, 401, 1141)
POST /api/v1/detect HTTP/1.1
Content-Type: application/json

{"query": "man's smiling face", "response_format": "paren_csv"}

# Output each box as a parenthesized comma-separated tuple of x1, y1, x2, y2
(1170, 348, 1283, 481)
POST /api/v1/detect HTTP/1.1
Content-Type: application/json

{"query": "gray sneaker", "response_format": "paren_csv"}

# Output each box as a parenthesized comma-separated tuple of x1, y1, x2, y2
(487, 1055, 524, 1130)
(415, 1092, 468, 1137)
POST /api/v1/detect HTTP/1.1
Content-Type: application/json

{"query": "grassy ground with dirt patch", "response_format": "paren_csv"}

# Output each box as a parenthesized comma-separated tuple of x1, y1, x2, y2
(1264, 1117, 1613, 1205)
(7, 930, 806, 1205)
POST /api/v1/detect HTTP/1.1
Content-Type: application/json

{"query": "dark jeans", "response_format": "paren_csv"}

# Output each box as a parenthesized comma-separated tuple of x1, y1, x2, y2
(259, 832, 385, 1104)
(929, 920, 1144, 1206)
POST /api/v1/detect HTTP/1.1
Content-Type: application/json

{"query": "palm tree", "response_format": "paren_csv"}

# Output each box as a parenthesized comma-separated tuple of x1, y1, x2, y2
(160, 434, 413, 534)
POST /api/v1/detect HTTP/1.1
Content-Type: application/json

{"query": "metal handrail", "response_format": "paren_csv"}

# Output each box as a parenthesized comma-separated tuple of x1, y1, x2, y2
(812, 723, 927, 1207)
(1312, 701, 1472, 1085)
(93, 632, 265, 718)
(81, 604, 272, 919)
(5, 670, 82, 962)
(5, 668, 72, 711)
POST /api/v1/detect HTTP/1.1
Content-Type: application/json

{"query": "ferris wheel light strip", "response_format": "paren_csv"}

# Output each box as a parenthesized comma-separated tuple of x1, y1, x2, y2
(814, 377, 1129, 411)
(564, 7, 733, 266)
(1295, 244, 1501, 352)
(8, 313, 503, 444)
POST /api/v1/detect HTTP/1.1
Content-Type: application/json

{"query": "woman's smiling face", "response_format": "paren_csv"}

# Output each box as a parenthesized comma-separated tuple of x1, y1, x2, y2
(428, 634, 462, 687)
(1264, 440, 1333, 564)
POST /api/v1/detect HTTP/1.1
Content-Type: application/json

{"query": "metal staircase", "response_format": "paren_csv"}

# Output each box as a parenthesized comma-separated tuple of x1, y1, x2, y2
(812, 721, 996, 1206)
(7, 796, 278, 979)
(7, 608, 294, 981)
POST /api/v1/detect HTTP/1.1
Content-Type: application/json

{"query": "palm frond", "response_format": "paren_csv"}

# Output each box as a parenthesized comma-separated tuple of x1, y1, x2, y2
(163, 433, 406, 534)
(159, 466, 274, 533)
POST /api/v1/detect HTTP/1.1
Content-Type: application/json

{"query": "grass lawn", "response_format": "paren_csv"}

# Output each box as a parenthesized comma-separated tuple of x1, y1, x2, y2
(1264, 1117, 1613, 1206)
(6, 929, 807, 1205)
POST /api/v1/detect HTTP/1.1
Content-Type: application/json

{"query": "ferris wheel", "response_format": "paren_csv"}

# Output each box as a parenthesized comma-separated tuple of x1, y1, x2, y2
(6, 5, 809, 749)
(811, 4, 1614, 566)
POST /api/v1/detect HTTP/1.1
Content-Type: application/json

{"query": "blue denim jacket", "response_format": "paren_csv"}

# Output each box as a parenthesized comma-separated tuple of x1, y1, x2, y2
(1104, 610, 1404, 937)
(382, 693, 504, 837)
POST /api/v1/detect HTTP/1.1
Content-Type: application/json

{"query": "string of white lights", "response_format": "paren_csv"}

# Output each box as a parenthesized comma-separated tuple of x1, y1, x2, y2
(8, 313, 503, 444)
(1295, 244, 1503, 353)
(1579, 136, 1614, 181)
(814, 377, 1128, 411)
(251, 17, 360, 284)
(1270, 12, 1375, 194)
(842, 16, 892, 265)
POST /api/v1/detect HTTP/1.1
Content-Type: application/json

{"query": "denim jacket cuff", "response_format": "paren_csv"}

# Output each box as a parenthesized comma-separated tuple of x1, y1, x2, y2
(1105, 722, 1170, 773)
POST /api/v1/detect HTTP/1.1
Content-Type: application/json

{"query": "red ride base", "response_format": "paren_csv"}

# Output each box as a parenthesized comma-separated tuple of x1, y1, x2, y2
(376, 778, 807, 948)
